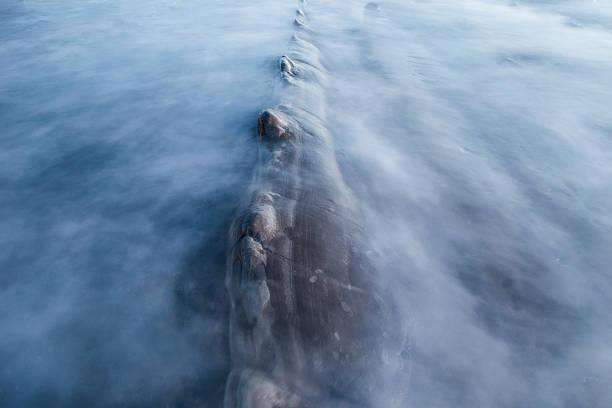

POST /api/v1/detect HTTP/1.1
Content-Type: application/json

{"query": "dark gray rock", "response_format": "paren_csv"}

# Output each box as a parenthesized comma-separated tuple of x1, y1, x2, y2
(224, 13, 406, 408)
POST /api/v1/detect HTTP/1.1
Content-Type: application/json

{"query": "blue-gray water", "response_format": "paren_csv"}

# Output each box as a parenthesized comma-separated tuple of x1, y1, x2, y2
(1, 0, 611, 407)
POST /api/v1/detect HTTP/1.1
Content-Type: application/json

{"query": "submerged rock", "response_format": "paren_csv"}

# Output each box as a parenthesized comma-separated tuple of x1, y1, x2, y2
(364, 2, 381, 17)
(225, 369, 305, 408)
(293, 16, 311, 31)
(365, 2, 380, 12)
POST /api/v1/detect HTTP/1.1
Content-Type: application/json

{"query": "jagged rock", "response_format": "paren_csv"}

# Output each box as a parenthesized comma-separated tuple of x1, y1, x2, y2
(280, 55, 297, 78)
(238, 236, 266, 281)
(257, 110, 293, 142)
(242, 203, 278, 243)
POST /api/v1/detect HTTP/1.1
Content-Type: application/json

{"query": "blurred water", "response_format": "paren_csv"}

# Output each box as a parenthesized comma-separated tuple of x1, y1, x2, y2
(313, 1, 612, 406)
(1, 0, 612, 407)
(0, 1, 295, 406)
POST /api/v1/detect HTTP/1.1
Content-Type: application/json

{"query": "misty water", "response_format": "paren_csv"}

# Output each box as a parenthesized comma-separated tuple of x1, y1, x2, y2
(1, 0, 612, 407)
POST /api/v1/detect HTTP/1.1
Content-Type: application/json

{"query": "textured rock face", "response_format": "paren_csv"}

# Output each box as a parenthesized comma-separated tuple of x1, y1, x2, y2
(279, 56, 297, 79)
(224, 5, 406, 407)
(257, 110, 294, 142)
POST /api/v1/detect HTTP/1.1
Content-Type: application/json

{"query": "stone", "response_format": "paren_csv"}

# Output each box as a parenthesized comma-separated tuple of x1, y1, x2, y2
(257, 110, 293, 142)
(280, 55, 297, 77)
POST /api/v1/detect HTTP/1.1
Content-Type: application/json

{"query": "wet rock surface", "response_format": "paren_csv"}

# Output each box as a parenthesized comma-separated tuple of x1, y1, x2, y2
(224, 4, 405, 407)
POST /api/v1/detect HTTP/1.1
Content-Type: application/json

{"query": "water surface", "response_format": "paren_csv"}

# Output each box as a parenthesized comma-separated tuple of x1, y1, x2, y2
(1, 0, 612, 407)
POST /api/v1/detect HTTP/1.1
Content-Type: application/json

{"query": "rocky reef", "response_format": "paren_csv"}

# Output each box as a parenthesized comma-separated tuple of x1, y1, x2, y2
(224, 3, 407, 407)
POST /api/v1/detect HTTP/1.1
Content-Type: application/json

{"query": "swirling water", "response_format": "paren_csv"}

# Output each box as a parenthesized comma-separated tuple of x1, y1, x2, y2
(1, 0, 611, 407)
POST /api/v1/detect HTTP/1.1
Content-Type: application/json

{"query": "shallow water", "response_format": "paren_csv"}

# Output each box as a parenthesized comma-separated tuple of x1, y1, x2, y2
(1, 0, 612, 407)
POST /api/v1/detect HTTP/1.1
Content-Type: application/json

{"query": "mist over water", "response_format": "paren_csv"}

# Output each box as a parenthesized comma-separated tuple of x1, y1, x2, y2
(1, 1, 295, 406)
(319, 1, 612, 406)
(1, 0, 611, 407)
